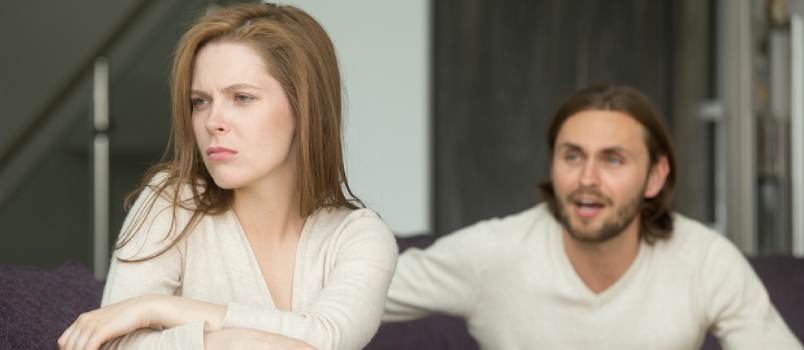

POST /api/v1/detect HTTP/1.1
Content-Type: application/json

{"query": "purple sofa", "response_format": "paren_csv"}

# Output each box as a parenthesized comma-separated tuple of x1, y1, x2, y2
(363, 235, 479, 350)
(0, 262, 103, 350)
(1, 236, 801, 350)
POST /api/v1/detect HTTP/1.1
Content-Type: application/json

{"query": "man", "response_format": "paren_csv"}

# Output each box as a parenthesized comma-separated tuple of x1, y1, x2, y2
(382, 84, 802, 349)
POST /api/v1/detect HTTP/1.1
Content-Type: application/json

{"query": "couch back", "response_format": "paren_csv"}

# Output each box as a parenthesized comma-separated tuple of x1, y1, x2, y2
(700, 255, 804, 350)
(0, 262, 103, 350)
(1, 236, 801, 350)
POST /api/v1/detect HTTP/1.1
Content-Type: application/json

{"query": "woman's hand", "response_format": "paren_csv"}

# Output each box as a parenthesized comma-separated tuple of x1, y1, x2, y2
(204, 328, 317, 350)
(58, 295, 157, 350)
(58, 294, 228, 350)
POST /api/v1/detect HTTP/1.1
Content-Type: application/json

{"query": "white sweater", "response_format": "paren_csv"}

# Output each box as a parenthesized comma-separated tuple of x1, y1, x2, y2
(101, 182, 398, 350)
(384, 204, 802, 350)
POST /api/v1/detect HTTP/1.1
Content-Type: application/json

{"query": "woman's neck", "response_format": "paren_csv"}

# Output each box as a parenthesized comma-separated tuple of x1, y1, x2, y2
(231, 172, 305, 243)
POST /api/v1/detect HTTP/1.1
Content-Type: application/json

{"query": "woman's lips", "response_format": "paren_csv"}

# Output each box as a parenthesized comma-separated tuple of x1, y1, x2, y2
(206, 146, 237, 161)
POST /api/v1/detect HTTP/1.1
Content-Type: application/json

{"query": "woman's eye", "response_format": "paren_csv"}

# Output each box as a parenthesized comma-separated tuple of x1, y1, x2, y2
(235, 94, 252, 102)
(191, 98, 208, 109)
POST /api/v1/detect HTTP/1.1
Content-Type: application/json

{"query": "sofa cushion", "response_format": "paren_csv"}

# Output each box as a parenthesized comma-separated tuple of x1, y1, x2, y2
(751, 255, 804, 342)
(702, 255, 804, 349)
(0, 261, 103, 350)
(366, 314, 479, 350)
(365, 235, 480, 350)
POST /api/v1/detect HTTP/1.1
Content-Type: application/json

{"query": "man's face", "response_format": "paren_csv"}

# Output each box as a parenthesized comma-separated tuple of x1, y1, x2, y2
(551, 110, 665, 243)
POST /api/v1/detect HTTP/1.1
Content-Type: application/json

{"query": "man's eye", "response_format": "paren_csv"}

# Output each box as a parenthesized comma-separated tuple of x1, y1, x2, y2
(235, 94, 252, 102)
(606, 157, 622, 164)
(565, 154, 580, 162)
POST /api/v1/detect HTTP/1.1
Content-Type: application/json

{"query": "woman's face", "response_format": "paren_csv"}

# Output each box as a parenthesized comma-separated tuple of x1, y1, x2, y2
(190, 41, 296, 192)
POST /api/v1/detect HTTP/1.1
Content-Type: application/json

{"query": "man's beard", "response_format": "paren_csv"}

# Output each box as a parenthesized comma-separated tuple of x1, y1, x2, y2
(557, 184, 645, 244)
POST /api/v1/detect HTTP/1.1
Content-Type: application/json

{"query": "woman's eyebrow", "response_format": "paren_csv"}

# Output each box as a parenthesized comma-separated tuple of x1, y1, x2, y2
(190, 84, 263, 97)
(222, 83, 264, 93)
(189, 90, 210, 97)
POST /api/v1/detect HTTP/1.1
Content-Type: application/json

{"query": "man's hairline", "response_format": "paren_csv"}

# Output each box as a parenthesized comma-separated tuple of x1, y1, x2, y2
(549, 109, 657, 166)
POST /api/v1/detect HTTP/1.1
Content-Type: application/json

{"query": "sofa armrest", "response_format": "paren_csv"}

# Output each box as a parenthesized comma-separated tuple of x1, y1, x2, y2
(0, 261, 104, 349)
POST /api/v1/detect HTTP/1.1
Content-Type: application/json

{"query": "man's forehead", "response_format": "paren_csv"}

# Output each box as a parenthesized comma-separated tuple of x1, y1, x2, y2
(554, 110, 648, 153)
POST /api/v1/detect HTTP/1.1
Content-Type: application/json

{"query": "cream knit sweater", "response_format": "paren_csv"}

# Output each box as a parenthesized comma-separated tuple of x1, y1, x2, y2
(100, 182, 398, 350)
(384, 204, 802, 350)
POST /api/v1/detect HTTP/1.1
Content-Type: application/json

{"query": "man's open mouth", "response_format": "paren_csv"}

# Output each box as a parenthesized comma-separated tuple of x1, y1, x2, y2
(574, 198, 605, 209)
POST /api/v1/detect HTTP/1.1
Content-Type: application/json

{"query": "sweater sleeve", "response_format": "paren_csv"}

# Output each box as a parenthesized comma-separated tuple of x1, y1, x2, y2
(220, 210, 399, 350)
(700, 235, 803, 350)
(99, 183, 205, 350)
(382, 220, 488, 322)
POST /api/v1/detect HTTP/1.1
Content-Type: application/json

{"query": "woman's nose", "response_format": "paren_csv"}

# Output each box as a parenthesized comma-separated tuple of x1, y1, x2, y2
(205, 103, 228, 134)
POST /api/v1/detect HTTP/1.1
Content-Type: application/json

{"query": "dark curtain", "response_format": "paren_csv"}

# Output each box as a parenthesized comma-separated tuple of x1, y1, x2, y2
(433, 0, 674, 235)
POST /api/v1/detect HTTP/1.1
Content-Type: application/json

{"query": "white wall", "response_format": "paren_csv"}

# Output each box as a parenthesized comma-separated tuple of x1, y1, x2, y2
(271, 0, 431, 236)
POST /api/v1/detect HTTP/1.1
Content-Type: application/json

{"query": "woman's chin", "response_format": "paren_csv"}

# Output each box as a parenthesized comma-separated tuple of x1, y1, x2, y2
(209, 176, 243, 190)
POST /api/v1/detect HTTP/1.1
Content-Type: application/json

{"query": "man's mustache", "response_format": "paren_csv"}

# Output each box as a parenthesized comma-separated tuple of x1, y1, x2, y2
(565, 187, 614, 206)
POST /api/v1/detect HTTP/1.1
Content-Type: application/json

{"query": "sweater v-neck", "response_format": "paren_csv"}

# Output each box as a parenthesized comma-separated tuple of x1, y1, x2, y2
(230, 209, 315, 312)
(548, 221, 650, 304)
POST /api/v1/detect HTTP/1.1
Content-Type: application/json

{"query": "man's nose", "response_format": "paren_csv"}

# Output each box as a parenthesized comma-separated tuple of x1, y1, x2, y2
(579, 161, 600, 187)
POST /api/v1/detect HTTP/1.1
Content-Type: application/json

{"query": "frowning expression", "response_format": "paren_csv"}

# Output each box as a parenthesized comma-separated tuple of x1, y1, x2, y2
(191, 42, 296, 192)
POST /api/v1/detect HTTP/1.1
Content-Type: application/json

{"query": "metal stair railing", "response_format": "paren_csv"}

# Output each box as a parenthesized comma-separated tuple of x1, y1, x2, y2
(0, 0, 191, 278)
(0, 0, 157, 173)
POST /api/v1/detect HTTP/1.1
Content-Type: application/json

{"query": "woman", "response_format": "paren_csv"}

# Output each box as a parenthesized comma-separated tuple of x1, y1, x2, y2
(58, 3, 398, 350)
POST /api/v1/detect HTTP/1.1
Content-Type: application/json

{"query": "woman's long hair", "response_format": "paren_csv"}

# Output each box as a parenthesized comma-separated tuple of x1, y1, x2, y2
(116, 3, 362, 260)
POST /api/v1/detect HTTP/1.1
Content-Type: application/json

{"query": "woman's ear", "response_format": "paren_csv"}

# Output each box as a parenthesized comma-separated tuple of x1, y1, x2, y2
(644, 155, 669, 199)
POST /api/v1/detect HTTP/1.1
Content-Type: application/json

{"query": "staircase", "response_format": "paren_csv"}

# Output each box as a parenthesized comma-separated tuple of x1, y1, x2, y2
(0, 0, 247, 274)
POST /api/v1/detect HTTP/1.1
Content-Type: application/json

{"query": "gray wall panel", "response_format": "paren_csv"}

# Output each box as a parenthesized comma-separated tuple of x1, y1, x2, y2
(434, 0, 673, 235)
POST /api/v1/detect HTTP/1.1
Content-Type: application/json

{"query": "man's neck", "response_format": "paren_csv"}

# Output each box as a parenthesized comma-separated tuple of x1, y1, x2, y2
(562, 221, 641, 294)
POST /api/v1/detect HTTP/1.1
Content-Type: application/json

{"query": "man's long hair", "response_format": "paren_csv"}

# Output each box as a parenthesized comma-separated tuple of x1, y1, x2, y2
(537, 83, 677, 243)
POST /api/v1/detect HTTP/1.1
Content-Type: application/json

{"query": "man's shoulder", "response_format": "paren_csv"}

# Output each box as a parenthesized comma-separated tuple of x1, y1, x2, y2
(431, 203, 557, 251)
(668, 213, 722, 243)
(477, 203, 558, 238)
(653, 213, 738, 266)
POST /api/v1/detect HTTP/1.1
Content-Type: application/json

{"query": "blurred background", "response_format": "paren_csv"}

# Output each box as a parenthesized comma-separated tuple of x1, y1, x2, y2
(0, 0, 802, 280)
